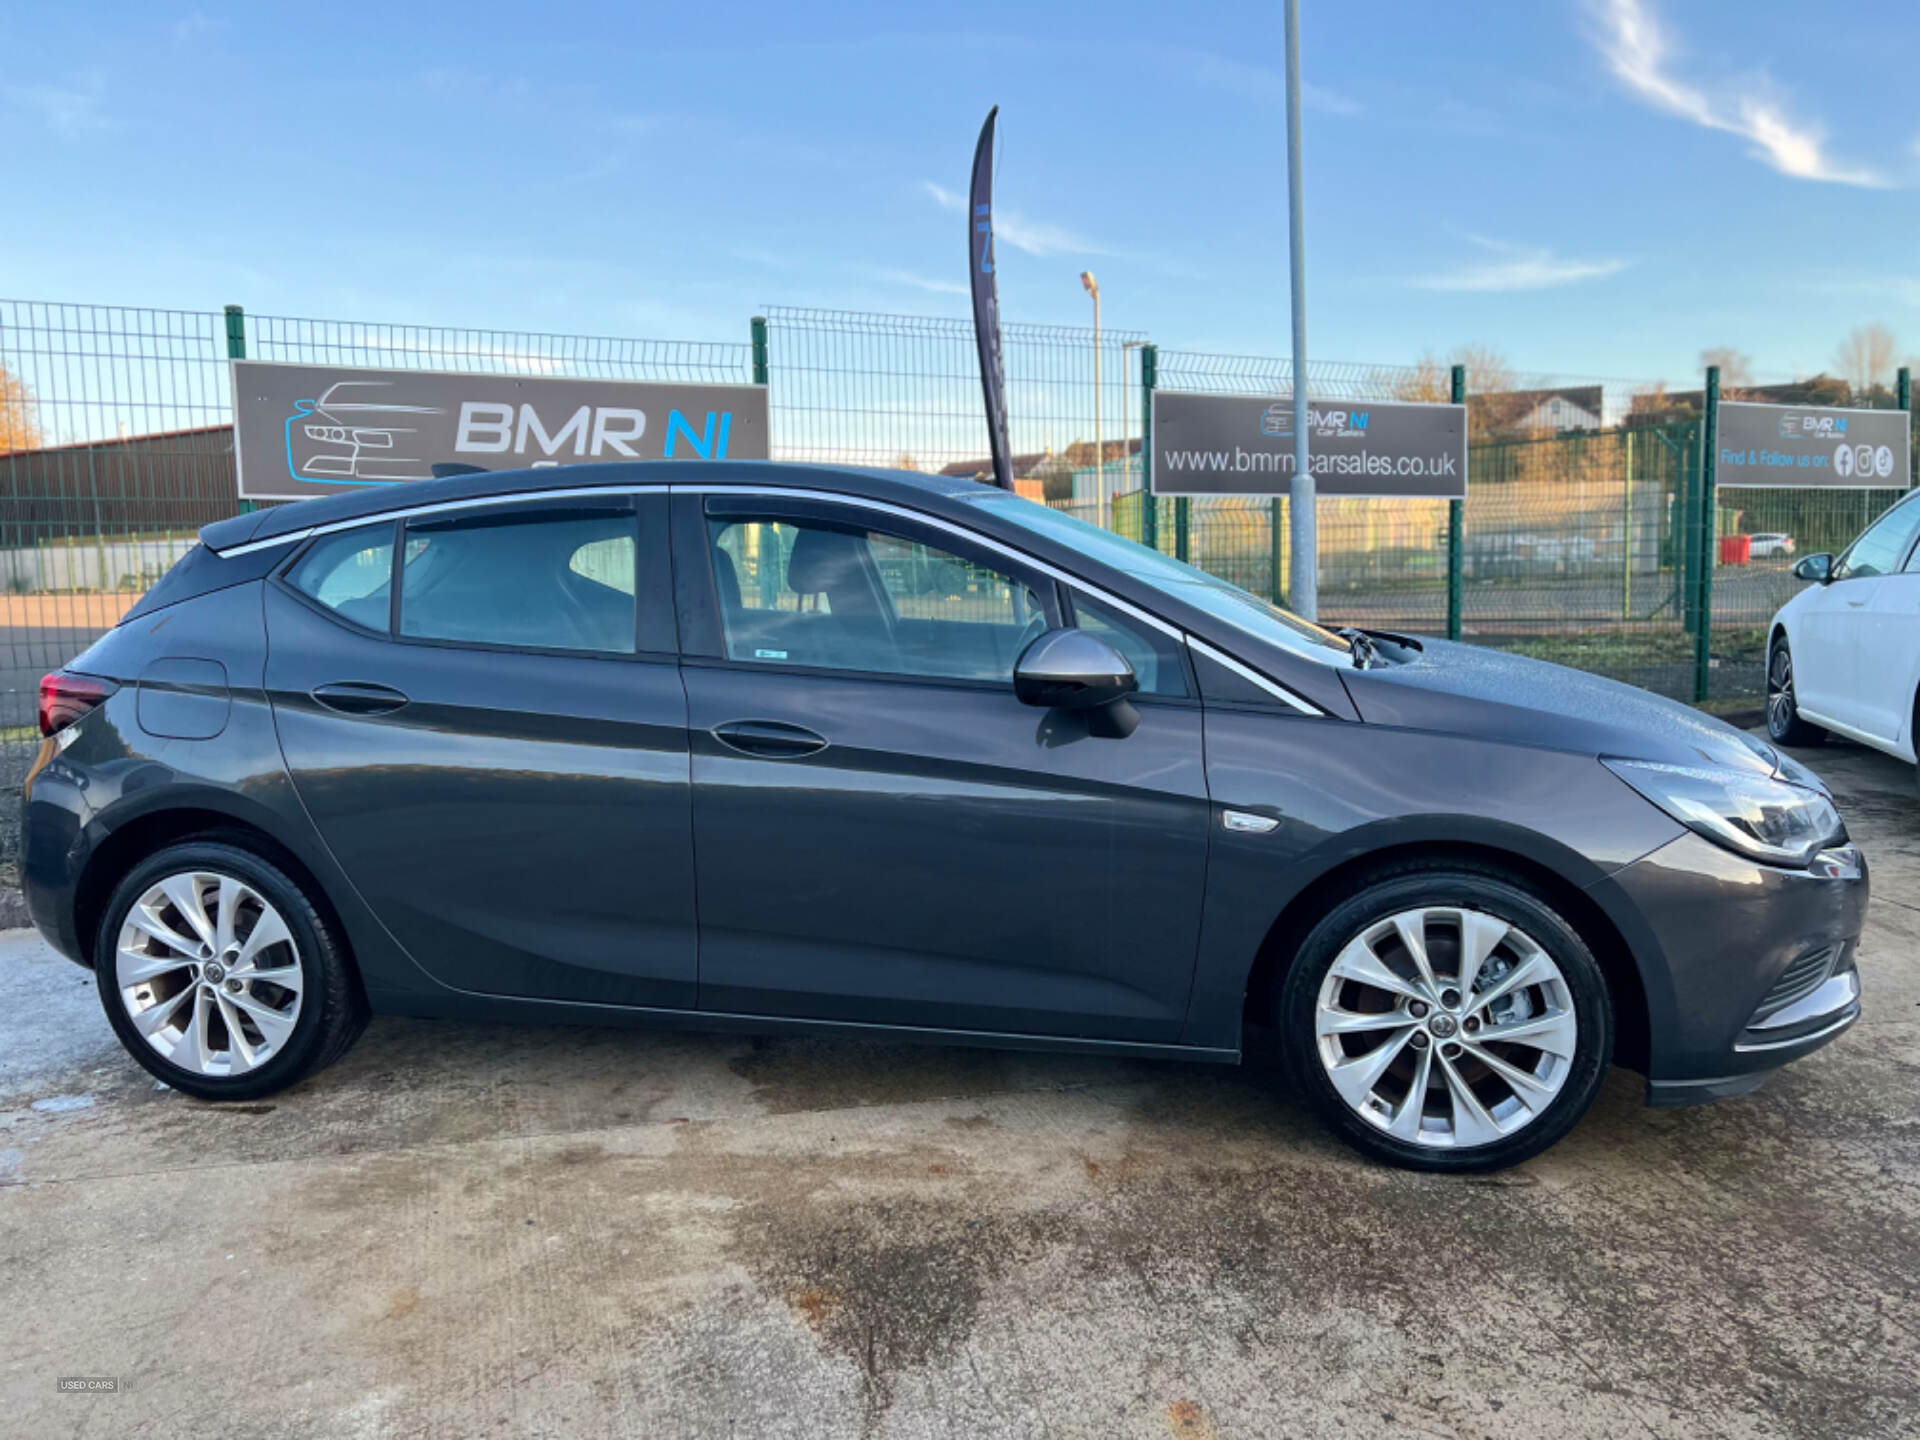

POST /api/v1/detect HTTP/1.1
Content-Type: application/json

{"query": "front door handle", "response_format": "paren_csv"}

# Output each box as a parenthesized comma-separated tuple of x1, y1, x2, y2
(311, 681, 411, 716)
(711, 719, 829, 758)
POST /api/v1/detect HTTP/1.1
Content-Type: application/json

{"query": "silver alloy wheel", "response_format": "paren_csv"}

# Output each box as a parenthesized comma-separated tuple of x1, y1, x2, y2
(1314, 906, 1577, 1149)
(115, 871, 304, 1077)
(1767, 644, 1796, 735)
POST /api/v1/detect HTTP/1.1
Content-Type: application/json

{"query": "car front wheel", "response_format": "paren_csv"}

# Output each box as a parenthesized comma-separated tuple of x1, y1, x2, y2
(1767, 636, 1825, 747)
(1280, 867, 1613, 1172)
(96, 839, 367, 1100)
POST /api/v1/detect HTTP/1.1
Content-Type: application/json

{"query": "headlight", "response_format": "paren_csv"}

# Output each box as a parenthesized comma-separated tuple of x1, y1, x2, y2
(1602, 758, 1842, 866)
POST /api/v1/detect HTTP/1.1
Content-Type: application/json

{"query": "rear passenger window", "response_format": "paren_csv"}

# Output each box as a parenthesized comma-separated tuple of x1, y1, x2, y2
(286, 523, 394, 631)
(400, 506, 637, 653)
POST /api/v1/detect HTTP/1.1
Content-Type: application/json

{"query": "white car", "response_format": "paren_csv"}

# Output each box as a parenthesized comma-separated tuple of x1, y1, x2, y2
(1749, 532, 1795, 559)
(1767, 490, 1920, 782)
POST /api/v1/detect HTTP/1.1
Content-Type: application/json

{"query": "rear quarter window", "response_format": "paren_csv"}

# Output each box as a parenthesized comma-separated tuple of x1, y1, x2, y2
(285, 523, 395, 631)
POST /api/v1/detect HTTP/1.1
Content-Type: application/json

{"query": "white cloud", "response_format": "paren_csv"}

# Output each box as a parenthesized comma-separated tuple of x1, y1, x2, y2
(1412, 234, 1627, 292)
(1589, 0, 1887, 188)
(873, 269, 969, 298)
(1167, 50, 1362, 117)
(3, 78, 109, 136)
(922, 181, 1102, 257)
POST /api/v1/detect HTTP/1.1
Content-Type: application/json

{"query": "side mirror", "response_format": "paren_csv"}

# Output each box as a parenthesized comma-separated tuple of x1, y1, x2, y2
(1792, 553, 1833, 583)
(1014, 629, 1138, 711)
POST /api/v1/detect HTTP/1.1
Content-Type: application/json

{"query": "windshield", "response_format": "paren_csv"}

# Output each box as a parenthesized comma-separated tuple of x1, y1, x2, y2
(962, 490, 1353, 663)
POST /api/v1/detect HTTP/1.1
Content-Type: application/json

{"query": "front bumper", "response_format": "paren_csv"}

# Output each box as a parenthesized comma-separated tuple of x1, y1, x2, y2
(1591, 832, 1867, 1107)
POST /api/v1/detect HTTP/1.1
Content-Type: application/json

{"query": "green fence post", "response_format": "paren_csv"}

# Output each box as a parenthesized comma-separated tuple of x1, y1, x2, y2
(1901, 367, 1913, 490)
(1175, 497, 1190, 563)
(224, 305, 256, 516)
(1447, 363, 1466, 641)
(1269, 497, 1284, 604)
(1694, 365, 1719, 704)
(1140, 344, 1159, 551)
(750, 314, 769, 387)
(1679, 420, 1699, 636)
(1621, 429, 1634, 622)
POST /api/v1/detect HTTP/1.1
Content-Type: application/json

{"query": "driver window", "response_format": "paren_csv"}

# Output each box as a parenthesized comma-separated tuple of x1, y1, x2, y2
(708, 516, 1051, 681)
(1834, 498, 1920, 581)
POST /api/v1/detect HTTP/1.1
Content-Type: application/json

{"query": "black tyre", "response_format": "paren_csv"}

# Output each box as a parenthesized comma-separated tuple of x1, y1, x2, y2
(1767, 635, 1825, 747)
(1279, 865, 1613, 1173)
(95, 839, 367, 1100)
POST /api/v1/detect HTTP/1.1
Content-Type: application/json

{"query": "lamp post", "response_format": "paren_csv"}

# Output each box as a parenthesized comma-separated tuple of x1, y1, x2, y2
(1283, 0, 1315, 620)
(1122, 339, 1146, 528)
(1080, 270, 1102, 527)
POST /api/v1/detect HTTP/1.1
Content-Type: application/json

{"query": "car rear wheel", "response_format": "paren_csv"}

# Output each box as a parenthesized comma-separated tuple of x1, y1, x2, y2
(96, 840, 367, 1100)
(1767, 636, 1826, 747)
(1279, 867, 1613, 1172)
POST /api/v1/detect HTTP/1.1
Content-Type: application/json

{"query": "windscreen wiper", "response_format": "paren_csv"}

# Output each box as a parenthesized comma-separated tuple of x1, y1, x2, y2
(1335, 627, 1377, 669)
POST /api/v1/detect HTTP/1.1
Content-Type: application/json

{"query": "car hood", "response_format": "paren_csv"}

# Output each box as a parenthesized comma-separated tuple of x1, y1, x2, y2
(1339, 639, 1798, 782)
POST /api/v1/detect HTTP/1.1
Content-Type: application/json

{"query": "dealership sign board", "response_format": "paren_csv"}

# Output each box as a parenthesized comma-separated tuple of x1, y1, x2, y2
(1150, 390, 1467, 499)
(231, 361, 771, 501)
(1715, 401, 1910, 489)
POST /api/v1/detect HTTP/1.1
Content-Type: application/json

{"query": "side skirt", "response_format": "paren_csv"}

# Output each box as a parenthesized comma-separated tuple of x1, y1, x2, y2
(365, 986, 1244, 1066)
(1795, 706, 1913, 763)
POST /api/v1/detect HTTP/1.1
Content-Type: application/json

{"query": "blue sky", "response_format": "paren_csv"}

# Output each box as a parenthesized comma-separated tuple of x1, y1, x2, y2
(3, 0, 1917, 386)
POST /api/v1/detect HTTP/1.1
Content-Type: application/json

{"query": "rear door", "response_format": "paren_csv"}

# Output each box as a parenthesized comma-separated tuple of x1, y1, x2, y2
(673, 489, 1212, 1043)
(264, 492, 698, 1006)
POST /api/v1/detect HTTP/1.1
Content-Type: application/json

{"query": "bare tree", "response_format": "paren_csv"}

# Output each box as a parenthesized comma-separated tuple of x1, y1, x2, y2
(0, 363, 42, 452)
(1393, 355, 1451, 405)
(1398, 346, 1520, 437)
(1834, 325, 1898, 394)
(1698, 346, 1753, 393)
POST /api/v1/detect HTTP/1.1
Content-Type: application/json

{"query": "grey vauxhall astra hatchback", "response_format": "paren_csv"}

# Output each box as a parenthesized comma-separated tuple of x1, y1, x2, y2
(24, 461, 1867, 1171)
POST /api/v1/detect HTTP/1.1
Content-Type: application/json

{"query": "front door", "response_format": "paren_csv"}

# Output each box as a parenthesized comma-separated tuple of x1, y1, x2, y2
(673, 492, 1212, 1043)
(264, 493, 698, 1007)
(1798, 497, 1920, 733)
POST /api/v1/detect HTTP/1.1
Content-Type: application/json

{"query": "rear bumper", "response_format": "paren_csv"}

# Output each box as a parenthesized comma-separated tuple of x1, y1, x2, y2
(21, 743, 92, 966)
(1589, 832, 1867, 1107)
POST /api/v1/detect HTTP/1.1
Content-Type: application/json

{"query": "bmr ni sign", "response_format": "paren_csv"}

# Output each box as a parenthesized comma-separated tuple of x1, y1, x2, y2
(230, 361, 771, 501)
(1715, 401, 1911, 489)
(1150, 390, 1467, 499)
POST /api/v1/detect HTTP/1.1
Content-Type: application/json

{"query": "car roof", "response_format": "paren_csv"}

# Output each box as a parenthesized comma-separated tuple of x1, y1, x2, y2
(200, 460, 987, 552)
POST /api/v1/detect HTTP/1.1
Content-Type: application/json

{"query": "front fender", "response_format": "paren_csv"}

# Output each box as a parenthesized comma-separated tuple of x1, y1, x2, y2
(1179, 709, 1682, 1050)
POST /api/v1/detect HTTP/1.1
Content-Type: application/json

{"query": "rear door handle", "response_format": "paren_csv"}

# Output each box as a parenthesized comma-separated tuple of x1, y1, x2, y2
(710, 719, 829, 758)
(311, 681, 411, 716)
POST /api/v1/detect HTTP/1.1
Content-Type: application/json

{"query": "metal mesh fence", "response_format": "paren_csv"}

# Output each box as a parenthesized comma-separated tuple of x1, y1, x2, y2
(0, 299, 750, 875)
(1, 296, 1914, 880)
(1704, 386, 1914, 705)
(763, 305, 1147, 499)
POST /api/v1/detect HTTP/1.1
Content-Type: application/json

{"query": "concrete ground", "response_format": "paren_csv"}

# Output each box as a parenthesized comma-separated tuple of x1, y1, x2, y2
(1, 737, 1915, 1440)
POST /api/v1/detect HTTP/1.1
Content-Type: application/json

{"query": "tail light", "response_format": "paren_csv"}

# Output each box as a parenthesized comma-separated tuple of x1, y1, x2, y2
(38, 671, 116, 737)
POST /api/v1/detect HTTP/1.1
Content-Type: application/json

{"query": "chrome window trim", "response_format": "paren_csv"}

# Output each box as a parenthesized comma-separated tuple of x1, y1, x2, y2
(685, 485, 1325, 713)
(1184, 638, 1321, 714)
(212, 484, 664, 558)
(679, 483, 1184, 635)
(213, 479, 1327, 715)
